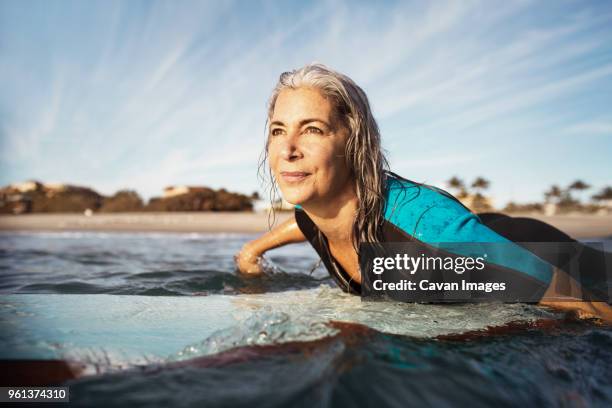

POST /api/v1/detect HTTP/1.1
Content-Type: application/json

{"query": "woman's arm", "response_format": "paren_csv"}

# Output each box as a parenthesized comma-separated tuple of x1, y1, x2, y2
(235, 213, 307, 275)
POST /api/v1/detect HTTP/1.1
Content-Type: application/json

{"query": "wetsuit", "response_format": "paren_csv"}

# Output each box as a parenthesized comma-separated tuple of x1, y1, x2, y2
(294, 172, 556, 297)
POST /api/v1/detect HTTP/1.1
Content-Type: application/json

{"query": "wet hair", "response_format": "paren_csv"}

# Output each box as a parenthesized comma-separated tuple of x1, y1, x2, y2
(259, 62, 390, 250)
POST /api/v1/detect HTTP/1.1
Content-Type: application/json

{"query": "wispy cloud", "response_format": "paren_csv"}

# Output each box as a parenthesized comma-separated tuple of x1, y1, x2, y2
(564, 120, 612, 135)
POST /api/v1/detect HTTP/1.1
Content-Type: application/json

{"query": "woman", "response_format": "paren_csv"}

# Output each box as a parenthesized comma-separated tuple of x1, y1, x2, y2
(235, 63, 611, 322)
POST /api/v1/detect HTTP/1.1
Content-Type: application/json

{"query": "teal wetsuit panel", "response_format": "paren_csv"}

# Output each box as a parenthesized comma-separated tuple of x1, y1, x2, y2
(384, 177, 553, 284)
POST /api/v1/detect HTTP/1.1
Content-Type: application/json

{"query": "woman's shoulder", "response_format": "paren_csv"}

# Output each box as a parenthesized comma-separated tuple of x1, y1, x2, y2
(384, 173, 471, 220)
(383, 173, 484, 242)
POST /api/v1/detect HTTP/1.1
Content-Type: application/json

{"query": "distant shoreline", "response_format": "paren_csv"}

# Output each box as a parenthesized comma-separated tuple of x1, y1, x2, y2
(0, 212, 610, 239)
(0, 212, 293, 234)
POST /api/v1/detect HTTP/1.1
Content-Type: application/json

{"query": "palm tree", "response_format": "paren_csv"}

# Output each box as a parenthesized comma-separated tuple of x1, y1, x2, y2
(544, 185, 562, 203)
(470, 177, 493, 212)
(569, 180, 590, 191)
(471, 177, 490, 198)
(566, 180, 590, 204)
(592, 186, 612, 201)
(471, 177, 490, 190)
(447, 176, 467, 198)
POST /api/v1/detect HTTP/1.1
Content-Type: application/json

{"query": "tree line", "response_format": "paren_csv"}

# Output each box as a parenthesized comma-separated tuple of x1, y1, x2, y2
(446, 176, 612, 214)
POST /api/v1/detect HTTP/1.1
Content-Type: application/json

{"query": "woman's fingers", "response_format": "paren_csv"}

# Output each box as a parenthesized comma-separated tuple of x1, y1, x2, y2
(540, 300, 612, 324)
(234, 245, 264, 275)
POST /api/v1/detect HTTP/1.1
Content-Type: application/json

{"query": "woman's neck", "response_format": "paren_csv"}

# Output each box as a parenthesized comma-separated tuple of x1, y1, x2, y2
(301, 184, 358, 243)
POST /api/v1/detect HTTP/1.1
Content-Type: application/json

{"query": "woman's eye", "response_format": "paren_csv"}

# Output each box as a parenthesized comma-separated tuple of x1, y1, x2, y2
(305, 127, 323, 134)
(270, 129, 283, 136)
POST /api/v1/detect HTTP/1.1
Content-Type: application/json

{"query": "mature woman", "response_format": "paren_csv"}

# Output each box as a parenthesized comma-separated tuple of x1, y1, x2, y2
(235, 63, 611, 322)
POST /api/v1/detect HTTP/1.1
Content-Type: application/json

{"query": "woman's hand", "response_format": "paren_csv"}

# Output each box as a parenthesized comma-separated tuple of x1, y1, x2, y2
(540, 300, 612, 324)
(233, 214, 307, 276)
(577, 301, 612, 323)
(234, 242, 264, 275)
(540, 267, 612, 324)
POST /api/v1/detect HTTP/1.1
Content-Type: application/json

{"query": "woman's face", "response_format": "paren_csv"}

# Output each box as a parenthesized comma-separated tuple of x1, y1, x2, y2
(268, 87, 353, 206)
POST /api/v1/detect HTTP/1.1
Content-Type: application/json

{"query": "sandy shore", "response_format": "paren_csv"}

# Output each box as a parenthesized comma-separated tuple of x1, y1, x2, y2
(0, 212, 611, 239)
(0, 212, 293, 234)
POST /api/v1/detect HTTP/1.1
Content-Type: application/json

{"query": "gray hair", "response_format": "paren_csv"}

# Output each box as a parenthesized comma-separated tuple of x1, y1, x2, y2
(260, 63, 390, 251)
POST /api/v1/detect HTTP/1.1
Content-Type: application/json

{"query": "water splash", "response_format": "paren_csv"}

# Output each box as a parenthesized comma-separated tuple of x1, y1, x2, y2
(171, 307, 339, 361)
(168, 285, 561, 361)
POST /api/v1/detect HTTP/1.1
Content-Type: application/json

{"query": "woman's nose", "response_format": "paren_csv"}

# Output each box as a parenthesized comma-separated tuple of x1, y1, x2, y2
(279, 132, 303, 161)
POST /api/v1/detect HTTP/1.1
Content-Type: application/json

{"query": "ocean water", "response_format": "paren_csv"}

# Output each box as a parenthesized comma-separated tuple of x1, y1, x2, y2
(0, 231, 611, 407)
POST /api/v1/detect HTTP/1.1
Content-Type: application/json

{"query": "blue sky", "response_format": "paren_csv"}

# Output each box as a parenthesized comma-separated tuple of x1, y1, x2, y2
(1, 0, 611, 207)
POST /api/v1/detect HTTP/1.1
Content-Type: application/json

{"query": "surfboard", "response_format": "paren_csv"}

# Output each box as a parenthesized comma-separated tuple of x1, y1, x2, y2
(0, 286, 561, 369)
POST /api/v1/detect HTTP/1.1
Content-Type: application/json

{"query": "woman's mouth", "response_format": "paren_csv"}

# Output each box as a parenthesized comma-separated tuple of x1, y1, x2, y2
(280, 171, 311, 183)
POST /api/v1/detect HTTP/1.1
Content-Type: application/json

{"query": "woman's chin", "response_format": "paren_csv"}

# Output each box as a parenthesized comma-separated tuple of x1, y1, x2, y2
(279, 191, 312, 207)
(284, 196, 308, 207)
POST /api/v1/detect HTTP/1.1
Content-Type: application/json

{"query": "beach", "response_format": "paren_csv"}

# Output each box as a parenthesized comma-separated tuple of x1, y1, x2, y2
(0, 212, 293, 234)
(0, 212, 610, 238)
